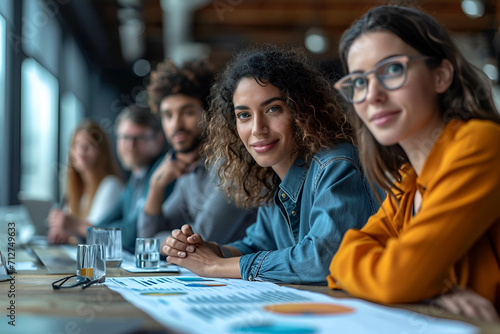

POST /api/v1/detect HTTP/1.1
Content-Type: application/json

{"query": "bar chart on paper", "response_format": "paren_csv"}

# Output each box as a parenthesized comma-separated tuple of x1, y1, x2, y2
(106, 277, 478, 334)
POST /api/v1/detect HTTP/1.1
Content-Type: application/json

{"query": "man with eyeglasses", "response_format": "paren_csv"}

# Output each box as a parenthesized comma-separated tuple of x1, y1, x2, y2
(95, 104, 175, 250)
(138, 59, 257, 251)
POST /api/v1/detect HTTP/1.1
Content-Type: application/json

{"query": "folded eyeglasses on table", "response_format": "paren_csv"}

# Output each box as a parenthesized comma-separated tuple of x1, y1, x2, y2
(52, 274, 105, 290)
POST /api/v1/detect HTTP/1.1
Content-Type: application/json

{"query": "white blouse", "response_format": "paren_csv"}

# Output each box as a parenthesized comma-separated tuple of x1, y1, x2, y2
(85, 175, 124, 225)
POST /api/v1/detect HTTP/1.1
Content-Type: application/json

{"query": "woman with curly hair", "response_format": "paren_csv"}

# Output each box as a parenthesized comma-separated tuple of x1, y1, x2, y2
(162, 46, 380, 285)
(140, 59, 256, 247)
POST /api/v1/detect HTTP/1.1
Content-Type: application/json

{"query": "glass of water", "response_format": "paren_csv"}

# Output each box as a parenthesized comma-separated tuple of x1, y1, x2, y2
(86, 227, 122, 267)
(135, 238, 159, 269)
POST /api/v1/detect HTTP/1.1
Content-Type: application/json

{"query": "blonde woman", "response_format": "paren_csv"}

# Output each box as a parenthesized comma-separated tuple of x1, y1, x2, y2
(48, 120, 124, 243)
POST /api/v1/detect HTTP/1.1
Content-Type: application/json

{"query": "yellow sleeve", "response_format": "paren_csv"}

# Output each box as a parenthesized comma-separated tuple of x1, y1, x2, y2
(327, 192, 402, 290)
(329, 121, 500, 303)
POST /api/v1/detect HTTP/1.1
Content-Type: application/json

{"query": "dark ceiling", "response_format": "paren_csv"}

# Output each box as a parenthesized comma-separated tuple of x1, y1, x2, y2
(86, 0, 499, 67)
(58, 0, 499, 96)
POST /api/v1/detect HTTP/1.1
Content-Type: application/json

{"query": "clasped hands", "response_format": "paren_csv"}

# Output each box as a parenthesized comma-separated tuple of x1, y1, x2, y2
(162, 224, 223, 277)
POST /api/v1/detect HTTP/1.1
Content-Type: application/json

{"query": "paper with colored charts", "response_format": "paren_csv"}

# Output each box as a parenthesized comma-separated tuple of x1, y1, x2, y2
(105, 276, 478, 334)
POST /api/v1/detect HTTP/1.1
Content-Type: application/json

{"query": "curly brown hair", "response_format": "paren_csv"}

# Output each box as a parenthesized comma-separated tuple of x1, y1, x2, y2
(202, 46, 355, 208)
(147, 59, 214, 114)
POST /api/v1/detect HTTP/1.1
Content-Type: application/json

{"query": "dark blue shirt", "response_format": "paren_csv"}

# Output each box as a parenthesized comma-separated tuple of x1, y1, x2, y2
(95, 154, 175, 250)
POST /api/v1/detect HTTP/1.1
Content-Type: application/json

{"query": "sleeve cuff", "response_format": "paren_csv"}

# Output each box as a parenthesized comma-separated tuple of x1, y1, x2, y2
(239, 251, 272, 281)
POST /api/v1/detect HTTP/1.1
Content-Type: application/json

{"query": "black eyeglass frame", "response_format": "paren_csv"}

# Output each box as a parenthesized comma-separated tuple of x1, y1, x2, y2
(52, 274, 105, 290)
(334, 55, 431, 104)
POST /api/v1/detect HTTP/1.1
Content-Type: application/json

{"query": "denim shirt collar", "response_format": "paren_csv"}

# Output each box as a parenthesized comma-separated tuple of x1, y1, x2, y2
(276, 158, 307, 203)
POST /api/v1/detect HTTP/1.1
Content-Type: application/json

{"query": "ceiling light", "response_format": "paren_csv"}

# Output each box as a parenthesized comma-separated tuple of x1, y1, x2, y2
(461, 0, 485, 19)
(483, 63, 499, 82)
(132, 59, 151, 77)
(305, 28, 329, 54)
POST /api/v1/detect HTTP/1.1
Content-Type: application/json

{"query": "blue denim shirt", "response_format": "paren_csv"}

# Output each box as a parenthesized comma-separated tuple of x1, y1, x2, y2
(228, 143, 380, 285)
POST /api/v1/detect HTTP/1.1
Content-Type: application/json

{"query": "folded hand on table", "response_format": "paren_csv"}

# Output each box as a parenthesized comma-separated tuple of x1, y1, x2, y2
(161, 224, 229, 277)
(432, 287, 499, 322)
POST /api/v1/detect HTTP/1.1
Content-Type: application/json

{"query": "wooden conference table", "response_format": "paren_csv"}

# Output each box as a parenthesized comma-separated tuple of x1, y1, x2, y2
(1, 245, 500, 334)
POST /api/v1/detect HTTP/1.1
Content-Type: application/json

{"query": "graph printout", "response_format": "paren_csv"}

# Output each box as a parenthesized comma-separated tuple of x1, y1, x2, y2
(105, 276, 478, 334)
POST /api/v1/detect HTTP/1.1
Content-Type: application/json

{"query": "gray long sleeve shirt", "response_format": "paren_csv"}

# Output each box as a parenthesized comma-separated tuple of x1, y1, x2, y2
(138, 160, 257, 244)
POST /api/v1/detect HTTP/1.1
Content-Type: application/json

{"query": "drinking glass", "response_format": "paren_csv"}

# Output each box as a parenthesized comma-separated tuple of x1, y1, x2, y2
(135, 238, 159, 269)
(86, 227, 122, 267)
(76, 244, 106, 282)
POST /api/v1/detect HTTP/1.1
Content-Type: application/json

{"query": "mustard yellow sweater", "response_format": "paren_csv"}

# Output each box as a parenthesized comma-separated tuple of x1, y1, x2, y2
(328, 119, 500, 311)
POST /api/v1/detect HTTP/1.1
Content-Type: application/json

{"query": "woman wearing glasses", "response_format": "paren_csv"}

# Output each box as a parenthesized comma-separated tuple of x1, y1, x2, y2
(162, 46, 380, 284)
(328, 5, 500, 320)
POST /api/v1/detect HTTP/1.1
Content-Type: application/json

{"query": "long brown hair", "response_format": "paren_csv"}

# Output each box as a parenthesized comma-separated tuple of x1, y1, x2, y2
(66, 120, 121, 218)
(202, 45, 355, 208)
(338, 5, 500, 200)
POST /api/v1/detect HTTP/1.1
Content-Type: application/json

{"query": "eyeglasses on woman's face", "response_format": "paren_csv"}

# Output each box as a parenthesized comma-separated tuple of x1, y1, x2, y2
(334, 55, 431, 104)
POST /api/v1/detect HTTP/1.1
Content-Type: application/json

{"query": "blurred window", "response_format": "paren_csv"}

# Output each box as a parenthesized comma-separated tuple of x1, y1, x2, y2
(20, 58, 59, 200)
(0, 14, 5, 119)
(58, 92, 84, 195)
(0, 14, 7, 205)
(0, 15, 6, 138)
